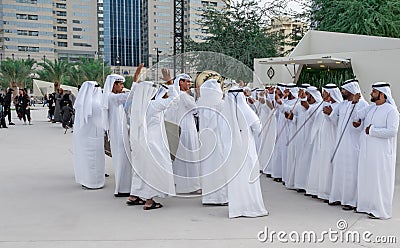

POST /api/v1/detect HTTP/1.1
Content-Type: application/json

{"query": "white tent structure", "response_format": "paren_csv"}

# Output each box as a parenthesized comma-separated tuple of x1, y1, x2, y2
(254, 30, 400, 183)
(32, 79, 78, 97)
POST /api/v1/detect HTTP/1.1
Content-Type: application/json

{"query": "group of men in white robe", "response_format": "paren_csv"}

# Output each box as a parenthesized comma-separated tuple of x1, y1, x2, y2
(257, 79, 398, 219)
(72, 68, 269, 217)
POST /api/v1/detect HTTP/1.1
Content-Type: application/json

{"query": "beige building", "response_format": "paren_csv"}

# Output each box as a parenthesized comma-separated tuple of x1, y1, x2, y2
(186, 0, 227, 43)
(55, 0, 98, 62)
(145, 0, 227, 68)
(268, 16, 306, 55)
(0, 0, 98, 62)
(0, 0, 55, 62)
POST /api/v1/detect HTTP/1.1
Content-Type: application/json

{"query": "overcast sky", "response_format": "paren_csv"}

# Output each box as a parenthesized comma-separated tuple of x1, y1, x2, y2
(260, 0, 308, 15)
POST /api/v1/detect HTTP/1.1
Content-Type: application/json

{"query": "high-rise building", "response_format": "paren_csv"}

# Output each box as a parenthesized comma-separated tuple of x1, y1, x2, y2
(186, 0, 227, 42)
(268, 16, 306, 55)
(0, 0, 55, 62)
(0, 0, 98, 62)
(55, 0, 98, 62)
(97, 0, 226, 69)
(103, 0, 143, 67)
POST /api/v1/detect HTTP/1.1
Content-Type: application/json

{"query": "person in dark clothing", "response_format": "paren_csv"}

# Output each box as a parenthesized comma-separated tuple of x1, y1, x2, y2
(47, 93, 55, 121)
(43, 94, 48, 107)
(3, 88, 15, 125)
(0, 93, 7, 128)
(61, 101, 74, 129)
(18, 89, 31, 125)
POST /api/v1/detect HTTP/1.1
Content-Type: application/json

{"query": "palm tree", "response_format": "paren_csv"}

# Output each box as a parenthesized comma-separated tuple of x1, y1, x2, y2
(37, 58, 71, 85)
(0, 58, 36, 95)
(71, 58, 111, 86)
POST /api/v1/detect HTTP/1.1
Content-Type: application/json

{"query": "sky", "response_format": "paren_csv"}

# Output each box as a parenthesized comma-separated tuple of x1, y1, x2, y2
(261, 0, 309, 15)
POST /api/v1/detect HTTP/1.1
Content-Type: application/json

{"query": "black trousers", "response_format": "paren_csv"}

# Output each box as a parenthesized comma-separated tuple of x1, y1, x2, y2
(3, 105, 11, 123)
(20, 107, 31, 122)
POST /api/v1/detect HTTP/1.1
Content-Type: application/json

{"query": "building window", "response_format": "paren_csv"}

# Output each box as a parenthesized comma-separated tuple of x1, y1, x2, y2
(57, 19, 67, 24)
(18, 46, 28, 51)
(73, 43, 92, 47)
(58, 42, 68, 47)
(29, 31, 39, 36)
(57, 34, 67, 39)
(57, 26, 67, 32)
(17, 30, 28, 35)
(28, 15, 38, 20)
(56, 3, 66, 9)
(73, 35, 82, 39)
(56, 11, 67, 17)
(72, 20, 81, 24)
(16, 0, 37, 4)
(29, 47, 39, 52)
(73, 27, 82, 31)
(16, 14, 27, 20)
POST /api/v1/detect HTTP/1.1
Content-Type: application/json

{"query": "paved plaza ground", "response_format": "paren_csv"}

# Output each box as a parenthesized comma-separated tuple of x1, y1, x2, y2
(0, 107, 399, 247)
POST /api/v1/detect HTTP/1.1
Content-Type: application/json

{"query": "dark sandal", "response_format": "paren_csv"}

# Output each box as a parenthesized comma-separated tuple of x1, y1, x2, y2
(143, 201, 163, 210)
(126, 197, 145, 206)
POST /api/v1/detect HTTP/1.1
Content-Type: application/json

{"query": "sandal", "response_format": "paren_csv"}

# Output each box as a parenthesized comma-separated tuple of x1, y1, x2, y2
(143, 201, 163, 210)
(126, 197, 145, 206)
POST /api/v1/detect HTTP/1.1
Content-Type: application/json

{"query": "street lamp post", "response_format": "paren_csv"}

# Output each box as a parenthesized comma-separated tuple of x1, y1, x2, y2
(115, 56, 120, 75)
(153, 48, 162, 82)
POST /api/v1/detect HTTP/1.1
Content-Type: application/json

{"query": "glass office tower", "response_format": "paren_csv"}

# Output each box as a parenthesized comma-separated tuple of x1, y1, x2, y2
(103, 0, 142, 66)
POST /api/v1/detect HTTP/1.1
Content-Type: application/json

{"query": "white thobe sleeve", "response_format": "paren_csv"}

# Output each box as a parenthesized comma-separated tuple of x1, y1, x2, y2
(250, 120, 261, 137)
(369, 108, 399, 138)
(180, 92, 197, 114)
(109, 91, 130, 105)
(326, 103, 339, 124)
(151, 86, 180, 112)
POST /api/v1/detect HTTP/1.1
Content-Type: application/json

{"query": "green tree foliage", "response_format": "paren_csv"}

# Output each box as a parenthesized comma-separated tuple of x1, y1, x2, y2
(0, 58, 36, 91)
(309, 0, 400, 38)
(186, 0, 282, 75)
(69, 58, 111, 87)
(37, 59, 71, 85)
(298, 68, 355, 89)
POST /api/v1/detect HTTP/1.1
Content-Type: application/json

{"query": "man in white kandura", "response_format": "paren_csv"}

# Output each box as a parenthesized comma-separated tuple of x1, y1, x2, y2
(102, 74, 133, 197)
(267, 83, 287, 181)
(298, 86, 324, 197)
(326, 79, 368, 211)
(128, 81, 179, 210)
(317, 84, 343, 201)
(275, 83, 299, 187)
(224, 87, 268, 218)
(73, 81, 105, 189)
(197, 79, 229, 205)
(166, 74, 201, 194)
(255, 89, 276, 175)
(353, 82, 399, 219)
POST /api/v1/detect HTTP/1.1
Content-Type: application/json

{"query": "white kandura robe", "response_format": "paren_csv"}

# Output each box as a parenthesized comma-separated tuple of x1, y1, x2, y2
(130, 93, 178, 199)
(294, 101, 322, 190)
(279, 98, 298, 184)
(285, 102, 303, 189)
(172, 92, 201, 193)
(314, 102, 339, 200)
(108, 92, 132, 194)
(329, 99, 368, 206)
(73, 91, 105, 189)
(198, 104, 229, 204)
(228, 120, 268, 218)
(256, 101, 276, 175)
(305, 102, 326, 195)
(356, 103, 399, 219)
(224, 92, 268, 218)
